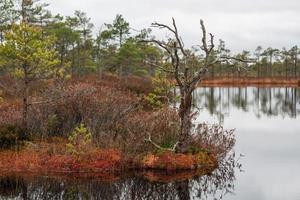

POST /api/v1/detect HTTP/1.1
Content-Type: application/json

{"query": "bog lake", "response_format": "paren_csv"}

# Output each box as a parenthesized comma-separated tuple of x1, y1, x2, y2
(1, 87, 299, 200)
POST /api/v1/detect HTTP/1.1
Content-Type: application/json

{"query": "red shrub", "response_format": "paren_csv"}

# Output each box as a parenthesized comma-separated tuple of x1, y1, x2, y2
(0, 102, 22, 126)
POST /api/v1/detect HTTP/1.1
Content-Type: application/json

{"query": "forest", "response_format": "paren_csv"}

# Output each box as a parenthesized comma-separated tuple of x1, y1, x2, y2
(0, 0, 298, 178)
(1, 1, 300, 79)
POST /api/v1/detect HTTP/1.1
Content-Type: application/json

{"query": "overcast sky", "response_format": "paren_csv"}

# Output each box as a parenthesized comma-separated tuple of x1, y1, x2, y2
(45, 0, 300, 53)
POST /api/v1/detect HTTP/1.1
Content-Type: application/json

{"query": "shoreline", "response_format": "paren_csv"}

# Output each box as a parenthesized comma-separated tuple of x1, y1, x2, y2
(0, 141, 218, 180)
(199, 77, 300, 87)
(0, 168, 215, 183)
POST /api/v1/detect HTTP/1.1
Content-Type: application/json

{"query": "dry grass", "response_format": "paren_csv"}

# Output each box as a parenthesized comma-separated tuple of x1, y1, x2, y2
(141, 151, 217, 171)
(0, 140, 218, 174)
(0, 141, 122, 173)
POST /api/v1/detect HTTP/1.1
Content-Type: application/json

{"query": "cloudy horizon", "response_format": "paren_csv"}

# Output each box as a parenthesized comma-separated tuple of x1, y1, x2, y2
(45, 0, 300, 53)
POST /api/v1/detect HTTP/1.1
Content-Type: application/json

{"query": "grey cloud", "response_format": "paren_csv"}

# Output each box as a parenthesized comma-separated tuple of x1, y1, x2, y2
(45, 0, 300, 53)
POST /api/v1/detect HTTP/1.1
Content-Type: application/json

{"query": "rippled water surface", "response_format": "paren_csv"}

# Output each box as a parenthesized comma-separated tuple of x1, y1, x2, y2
(1, 87, 300, 200)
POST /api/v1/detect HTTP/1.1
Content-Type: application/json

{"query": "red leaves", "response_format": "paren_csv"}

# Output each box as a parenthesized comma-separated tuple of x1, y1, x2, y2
(0, 143, 123, 174)
(0, 140, 218, 175)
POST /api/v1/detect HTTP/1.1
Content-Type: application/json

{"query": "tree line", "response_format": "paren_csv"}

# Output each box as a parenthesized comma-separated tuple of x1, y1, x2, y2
(1, 0, 299, 80)
(0, 0, 160, 77)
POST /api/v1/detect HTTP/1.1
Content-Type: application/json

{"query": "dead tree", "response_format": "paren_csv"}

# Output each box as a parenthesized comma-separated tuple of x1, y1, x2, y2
(143, 18, 251, 153)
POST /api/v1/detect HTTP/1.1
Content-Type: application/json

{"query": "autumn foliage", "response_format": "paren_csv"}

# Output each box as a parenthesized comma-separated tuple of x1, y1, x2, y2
(0, 140, 218, 174)
(0, 140, 121, 173)
(0, 74, 234, 174)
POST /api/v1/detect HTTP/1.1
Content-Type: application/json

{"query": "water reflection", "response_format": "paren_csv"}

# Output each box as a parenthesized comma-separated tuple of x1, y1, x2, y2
(193, 87, 300, 200)
(0, 153, 239, 200)
(193, 87, 300, 123)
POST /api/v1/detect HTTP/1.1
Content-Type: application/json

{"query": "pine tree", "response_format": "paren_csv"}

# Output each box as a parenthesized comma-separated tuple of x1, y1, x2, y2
(0, 23, 63, 130)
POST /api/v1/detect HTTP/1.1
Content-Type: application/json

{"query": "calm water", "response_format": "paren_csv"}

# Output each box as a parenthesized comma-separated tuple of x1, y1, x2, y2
(1, 87, 300, 200)
(194, 87, 300, 200)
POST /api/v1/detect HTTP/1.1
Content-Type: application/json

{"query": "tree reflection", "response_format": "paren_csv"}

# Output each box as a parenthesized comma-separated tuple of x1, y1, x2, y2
(0, 152, 240, 200)
(194, 87, 300, 121)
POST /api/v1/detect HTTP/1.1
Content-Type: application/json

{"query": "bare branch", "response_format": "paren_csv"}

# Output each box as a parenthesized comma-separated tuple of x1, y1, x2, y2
(150, 62, 176, 73)
(172, 18, 187, 56)
(140, 39, 183, 87)
(219, 56, 255, 63)
(188, 19, 214, 86)
(200, 19, 209, 54)
(140, 39, 172, 55)
(151, 21, 176, 35)
(151, 19, 187, 56)
(209, 33, 215, 53)
(144, 133, 177, 152)
(189, 67, 209, 86)
(173, 42, 184, 87)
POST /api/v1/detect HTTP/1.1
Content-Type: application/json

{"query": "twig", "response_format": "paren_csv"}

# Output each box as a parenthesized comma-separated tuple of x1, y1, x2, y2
(144, 133, 177, 152)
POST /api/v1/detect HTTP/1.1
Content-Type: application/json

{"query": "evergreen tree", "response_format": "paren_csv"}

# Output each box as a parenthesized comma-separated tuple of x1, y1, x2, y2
(0, 23, 63, 130)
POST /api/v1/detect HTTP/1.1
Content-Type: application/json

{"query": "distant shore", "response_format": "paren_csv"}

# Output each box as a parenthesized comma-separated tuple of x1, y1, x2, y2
(199, 77, 300, 87)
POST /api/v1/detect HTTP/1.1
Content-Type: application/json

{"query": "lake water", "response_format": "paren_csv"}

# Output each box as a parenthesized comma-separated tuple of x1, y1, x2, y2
(1, 87, 300, 200)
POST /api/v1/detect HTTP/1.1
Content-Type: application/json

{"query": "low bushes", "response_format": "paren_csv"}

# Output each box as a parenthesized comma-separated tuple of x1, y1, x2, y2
(0, 125, 27, 149)
(0, 74, 235, 163)
(27, 80, 140, 138)
(0, 75, 180, 155)
(0, 102, 22, 127)
(25, 76, 181, 156)
(190, 123, 236, 159)
(111, 108, 180, 155)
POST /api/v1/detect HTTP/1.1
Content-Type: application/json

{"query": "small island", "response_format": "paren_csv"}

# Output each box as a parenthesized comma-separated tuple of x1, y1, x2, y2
(0, 0, 299, 192)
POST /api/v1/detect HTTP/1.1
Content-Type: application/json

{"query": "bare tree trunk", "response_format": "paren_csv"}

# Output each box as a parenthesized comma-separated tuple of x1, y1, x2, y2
(71, 44, 76, 75)
(0, 31, 3, 44)
(269, 55, 273, 77)
(295, 46, 298, 77)
(177, 88, 193, 153)
(285, 59, 288, 78)
(77, 41, 81, 74)
(143, 18, 250, 154)
(22, 78, 29, 131)
(21, 0, 30, 23)
(21, 61, 30, 133)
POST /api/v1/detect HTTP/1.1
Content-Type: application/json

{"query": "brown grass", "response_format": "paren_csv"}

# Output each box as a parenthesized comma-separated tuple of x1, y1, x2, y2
(141, 151, 217, 171)
(0, 140, 122, 173)
(0, 141, 217, 174)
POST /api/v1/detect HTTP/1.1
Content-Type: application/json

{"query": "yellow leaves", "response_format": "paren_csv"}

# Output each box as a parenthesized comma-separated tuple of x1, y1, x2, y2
(144, 70, 174, 108)
(0, 23, 66, 82)
(57, 68, 66, 78)
(54, 61, 71, 81)
(12, 68, 25, 78)
(66, 123, 93, 156)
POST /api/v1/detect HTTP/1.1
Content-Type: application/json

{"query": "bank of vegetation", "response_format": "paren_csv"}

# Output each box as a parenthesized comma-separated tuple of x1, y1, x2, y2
(0, 74, 234, 174)
(2, 0, 295, 175)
